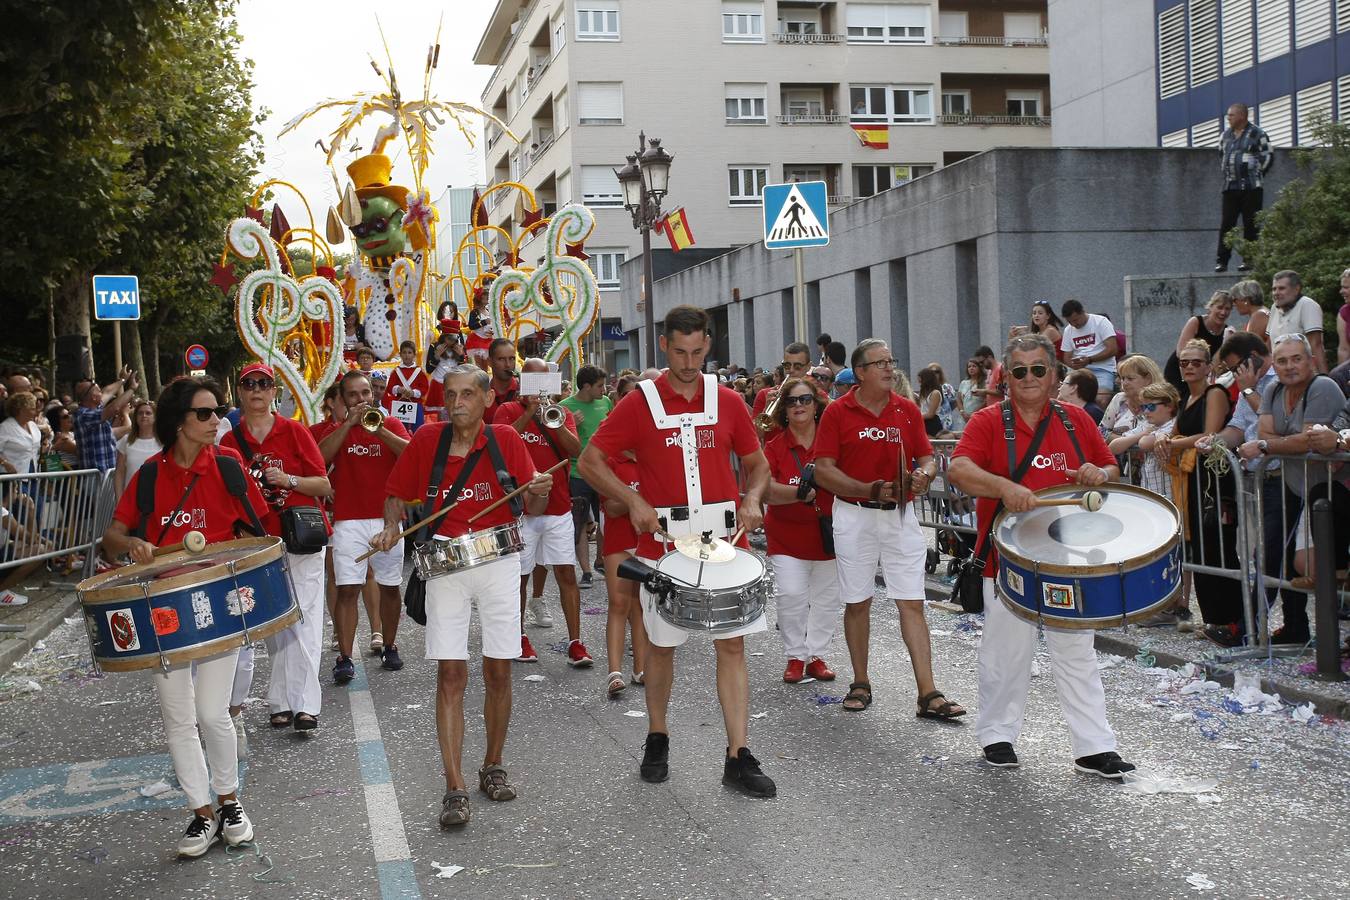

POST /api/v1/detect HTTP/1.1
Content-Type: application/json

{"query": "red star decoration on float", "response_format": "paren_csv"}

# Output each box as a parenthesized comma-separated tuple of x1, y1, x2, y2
(244, 205, 265, 223)
(520, 207, 545, 231)
(210, 261, 240, 296)
(564, 243, 589, 261)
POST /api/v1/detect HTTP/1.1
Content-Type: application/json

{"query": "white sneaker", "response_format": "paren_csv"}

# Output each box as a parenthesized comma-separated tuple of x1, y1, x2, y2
(176, 813, 220, 858)
(231, 713, 248, 761)
(218, 800, 254, 846)
(0, 590, 29, 606)
(527, 597, 553, 628)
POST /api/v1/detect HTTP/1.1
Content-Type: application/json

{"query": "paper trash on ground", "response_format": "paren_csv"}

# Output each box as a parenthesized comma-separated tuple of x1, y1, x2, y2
(1186, 873, 1216, 890)
(623, 710, 645, 717)
(1121, 771, 1219, 796)
(432, 862, 465, 879)
(522, 674, 546, 682)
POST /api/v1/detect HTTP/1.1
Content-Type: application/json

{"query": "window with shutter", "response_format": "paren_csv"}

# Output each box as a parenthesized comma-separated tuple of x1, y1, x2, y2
(1256, 0, 1290, 61)
(587, 250, 627, 290)
(1222, 0, 1253, 74)
(1160, 128, 1190, 147)
(1190, 117, 1223, 147)
(1157, 5, 1187, 99)
(577, 3, 621, 41)
(577, 82, 623, 125)
(1339, 0, 1350, 31)
(725, 83, 768, 124)
(1256, 94, 1292, 145)
(1189, 0, 1219, 87)
(1340, 74, 1350, 117)
(1295, 81, 1334, 143)
(580, 166, 622, 207)
(723, 1, 765, 42)
(846, 3, 930, 44)
(1294, 0, 1333, 46)
(1004, 12, 1042, 38)
(728, 166, 768, 205)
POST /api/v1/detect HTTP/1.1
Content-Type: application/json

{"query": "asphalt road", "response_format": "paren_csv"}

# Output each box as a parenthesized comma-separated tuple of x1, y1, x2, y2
(2, 570, 1348, 900)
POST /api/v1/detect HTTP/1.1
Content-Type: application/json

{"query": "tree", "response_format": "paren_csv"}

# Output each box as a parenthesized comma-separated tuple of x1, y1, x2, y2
(1233, 119, 1350, 356)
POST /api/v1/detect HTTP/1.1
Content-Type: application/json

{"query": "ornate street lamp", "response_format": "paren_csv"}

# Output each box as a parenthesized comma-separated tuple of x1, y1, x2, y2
(615, 131, 673, 366)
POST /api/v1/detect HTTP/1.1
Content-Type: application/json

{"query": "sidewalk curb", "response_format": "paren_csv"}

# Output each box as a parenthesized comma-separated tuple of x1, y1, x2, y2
(0, 590, 82, 675)
(925, 592, 1350, 721)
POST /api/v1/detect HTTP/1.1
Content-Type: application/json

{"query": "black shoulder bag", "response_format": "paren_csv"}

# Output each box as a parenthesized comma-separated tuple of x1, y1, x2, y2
(789, 447, 834, 556)
(948, 400, 1059, 613)
(231, 422, 327, 554)
(483, 426, 523, 516)
(403, 426, 487, 626)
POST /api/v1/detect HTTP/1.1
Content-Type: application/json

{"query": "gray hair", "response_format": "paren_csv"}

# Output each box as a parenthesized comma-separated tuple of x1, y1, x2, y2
(1272, 269, 1302, 289)
(1002, 333, 1057, 371)
(443, 364, 490, 392)
(1229, 279, 1264, 306)
(850, 338, 888, 370)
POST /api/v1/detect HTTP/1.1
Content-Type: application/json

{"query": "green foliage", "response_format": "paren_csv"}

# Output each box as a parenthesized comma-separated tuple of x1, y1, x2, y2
(1233, 119, 1350, 350)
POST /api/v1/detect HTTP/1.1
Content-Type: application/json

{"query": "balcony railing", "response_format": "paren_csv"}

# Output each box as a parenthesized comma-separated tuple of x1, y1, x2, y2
(776, 113, 849, 125)
(938, 113, 1051, 127)
(772, 31, 845, 44)
(827, 194, 853, 205)
(935, 34, 1048, 47)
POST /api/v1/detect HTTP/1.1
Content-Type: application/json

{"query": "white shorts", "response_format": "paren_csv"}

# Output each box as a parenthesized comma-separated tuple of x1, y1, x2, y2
(332, 518, 403, 587)
(638, 554, 768, 648)
(424, 555, 522, 660)
(519, 513, 577, 574)
(832, 500, 926, 604)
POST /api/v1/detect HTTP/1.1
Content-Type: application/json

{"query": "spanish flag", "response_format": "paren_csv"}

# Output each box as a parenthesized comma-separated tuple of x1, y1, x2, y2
(851, 123, 890, 149)
(660, 207, 696, 252)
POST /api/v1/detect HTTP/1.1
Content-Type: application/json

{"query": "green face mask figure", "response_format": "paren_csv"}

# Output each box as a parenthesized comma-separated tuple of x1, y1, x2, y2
(353, 195, 407, 258)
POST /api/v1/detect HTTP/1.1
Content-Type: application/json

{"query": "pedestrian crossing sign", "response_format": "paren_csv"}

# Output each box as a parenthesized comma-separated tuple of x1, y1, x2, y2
(762, 181, 830, 250)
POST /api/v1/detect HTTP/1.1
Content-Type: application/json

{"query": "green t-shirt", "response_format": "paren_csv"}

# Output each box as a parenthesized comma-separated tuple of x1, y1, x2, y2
(559, 394, 614, 477)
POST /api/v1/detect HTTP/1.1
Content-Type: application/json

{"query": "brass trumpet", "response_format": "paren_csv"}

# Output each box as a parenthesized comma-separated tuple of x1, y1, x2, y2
(360, 406, 385, 432)
(754, 392, 783, 433)
(533, 392, 565, 429)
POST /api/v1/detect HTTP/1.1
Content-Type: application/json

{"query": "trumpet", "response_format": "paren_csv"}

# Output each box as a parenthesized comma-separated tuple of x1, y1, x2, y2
(360, 406, 385, 432)
(533, 392, 565, 429)
(754, 391, 783, 433)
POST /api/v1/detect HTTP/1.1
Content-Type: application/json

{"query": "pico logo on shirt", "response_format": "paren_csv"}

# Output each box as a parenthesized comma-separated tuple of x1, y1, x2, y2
(441, 482, 494, 502)
(857, 426, 903, 443)
(663, 429, 715, 450)
(160, 508, 208, 528)
(1030, 452, 1068, 472)
(521, 431, 553, 447)
(347, 443, 383, 457)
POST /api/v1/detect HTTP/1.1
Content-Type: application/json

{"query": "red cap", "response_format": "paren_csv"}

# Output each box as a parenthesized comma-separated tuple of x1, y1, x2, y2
(239, 362, 275, 381)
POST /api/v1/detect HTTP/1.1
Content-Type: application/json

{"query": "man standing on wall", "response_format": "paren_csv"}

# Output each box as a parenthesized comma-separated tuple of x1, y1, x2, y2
(1215, 102, 1273, 274)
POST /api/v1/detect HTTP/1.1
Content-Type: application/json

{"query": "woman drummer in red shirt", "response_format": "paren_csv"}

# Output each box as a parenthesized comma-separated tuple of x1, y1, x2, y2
(762, 377, 840, 684)
(103, 376, 269, 859)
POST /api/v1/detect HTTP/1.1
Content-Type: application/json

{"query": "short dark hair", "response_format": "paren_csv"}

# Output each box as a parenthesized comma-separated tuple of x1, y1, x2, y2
(488, 337, 516, 357)
(575, 365, 606, 389)
(1061, 298, 1085, 319)
(1066, 368, 1098, 403)
(1217, 331, 1266, 362)
(784, 342, 810, 359)
(399, 340, 416, 353)
(816, 333, 832, 348)
(155, 376, 224, 449)
(825, 341, 846, 366)
(663, 305, 709, 337)
(339, 369, 370, 399)
(974, 345, 995, 360)
(355, 345, 376, 362)
(1272, 269, 1302, 290)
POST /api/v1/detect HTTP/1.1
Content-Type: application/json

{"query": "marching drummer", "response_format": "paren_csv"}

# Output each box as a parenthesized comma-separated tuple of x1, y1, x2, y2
(578, 305, 777, 799)
(812, 339, 966, 721)
(762, 376, 840, 684)
(219, 362, 332, 733)
(947, 333, 1136, 779)
(318, 370, 411, 682)
(102, 376, 270, 857)
(372, 364, 550, 828)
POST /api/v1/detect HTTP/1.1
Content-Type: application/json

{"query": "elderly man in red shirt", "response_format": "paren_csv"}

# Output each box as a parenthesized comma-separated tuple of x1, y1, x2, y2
(948, 333, 1135, 779)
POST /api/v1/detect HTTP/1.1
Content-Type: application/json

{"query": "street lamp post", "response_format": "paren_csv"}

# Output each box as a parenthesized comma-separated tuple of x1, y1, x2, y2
(615, 132, 672, 367)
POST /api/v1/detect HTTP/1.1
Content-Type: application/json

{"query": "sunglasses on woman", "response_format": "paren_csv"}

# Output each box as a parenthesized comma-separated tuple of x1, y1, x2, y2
(1177, 358, 1207, 368)
(239, 378, 274, 391)
(783, 393, 815, 406)
(189, 406, 229, 422)
(1139, 402, 1160, 412)
(1008, 364, 1049, 379)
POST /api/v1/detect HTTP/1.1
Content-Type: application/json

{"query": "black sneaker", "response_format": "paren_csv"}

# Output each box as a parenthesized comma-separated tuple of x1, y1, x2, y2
(640, 732, 669, 783)
(983, 742, 1020, 768)
(1270, 626, 1310, 645)
(722, 747, 776, 798)
(1214, 262, 1228, 273)
(1237, 263, 1252, 272)
(333, 655, 355, 685)
(1074, 751, 1136, 780)
(1203, 624, 1244, 648)
(381, 645, 404, 671)
(579, 572, 593, 589)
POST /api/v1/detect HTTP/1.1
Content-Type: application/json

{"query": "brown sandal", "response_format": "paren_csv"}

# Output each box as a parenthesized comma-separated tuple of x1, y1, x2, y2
(842, 681, 872, 712)
(478, 764, 517, 801)
(917, 690, 966, 721)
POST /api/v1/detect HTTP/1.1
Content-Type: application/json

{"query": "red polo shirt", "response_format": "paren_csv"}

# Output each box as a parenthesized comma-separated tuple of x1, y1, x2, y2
(814, 389, 932, 504)
(219, 415, 330, 538)
(114, 445, 269, 546)
(491, 401, 576, 516)
(952, 401, 1117, 577)
(326, 417, 413, 521)
(483, 376, 520, 423)
(385, 422, 537, 538)
(763, 429, 834, 560)
(600, 453, 641, 556)
(589, 373, 759, 559)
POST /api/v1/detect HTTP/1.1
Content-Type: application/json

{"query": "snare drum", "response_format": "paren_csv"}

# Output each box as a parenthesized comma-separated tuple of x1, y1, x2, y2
(77, 537, 299, 672)
(411, 521, 524, 581)
(993, 484, 1182, 629)
(650, 548, 772, 634)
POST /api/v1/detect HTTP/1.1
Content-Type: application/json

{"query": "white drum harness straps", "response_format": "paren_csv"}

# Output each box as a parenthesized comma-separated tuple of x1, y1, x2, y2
(636, 374, 737, 538)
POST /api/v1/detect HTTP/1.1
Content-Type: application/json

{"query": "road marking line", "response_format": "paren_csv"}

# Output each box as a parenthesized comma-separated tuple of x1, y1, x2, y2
(348, 657, 420, 899)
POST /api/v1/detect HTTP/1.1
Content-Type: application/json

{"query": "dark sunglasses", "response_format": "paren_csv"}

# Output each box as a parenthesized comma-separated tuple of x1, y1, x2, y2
(239, 378, 274, 391)
(188, 405, 229, 422)
(1178, 358, 1207, 368)
(350, 217, 391, 238)
(781, 360, 810, 371)
(783, 394, 815, 407)
(1139, 402, 1160, 412)
(1009, 364, 1049, 380)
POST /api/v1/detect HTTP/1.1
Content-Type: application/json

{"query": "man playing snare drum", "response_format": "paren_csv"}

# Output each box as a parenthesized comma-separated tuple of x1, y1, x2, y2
(948, 333, 1136, 779)
(373, 365, 551, 828)
(578, 305, 777, 798)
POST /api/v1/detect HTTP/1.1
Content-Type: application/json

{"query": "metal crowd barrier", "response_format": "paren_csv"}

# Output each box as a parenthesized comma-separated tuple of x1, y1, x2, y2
(0, 469, 116, 580)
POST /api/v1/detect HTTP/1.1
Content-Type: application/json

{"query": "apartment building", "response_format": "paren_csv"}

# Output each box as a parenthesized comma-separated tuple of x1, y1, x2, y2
(1051, 0, 1350, 148)
(473, 0, 1052, 366)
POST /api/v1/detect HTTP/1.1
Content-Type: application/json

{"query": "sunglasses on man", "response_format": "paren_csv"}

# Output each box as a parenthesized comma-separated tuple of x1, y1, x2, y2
(1008, 364, 1049, 380)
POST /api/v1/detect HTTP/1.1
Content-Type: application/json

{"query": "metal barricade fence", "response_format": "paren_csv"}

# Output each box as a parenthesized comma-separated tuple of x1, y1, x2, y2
(0, 469, 117, 580)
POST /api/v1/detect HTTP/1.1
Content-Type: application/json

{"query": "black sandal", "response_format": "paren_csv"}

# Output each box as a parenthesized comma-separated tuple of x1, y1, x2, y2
(842, 681, 872, 712)
(293, 713, 318, 731)
(917, 690, 966, 721)
(269, 711, 294, 728)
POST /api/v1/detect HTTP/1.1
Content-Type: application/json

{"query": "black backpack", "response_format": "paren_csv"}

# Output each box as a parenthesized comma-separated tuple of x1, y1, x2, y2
(134, 453, 266, 542)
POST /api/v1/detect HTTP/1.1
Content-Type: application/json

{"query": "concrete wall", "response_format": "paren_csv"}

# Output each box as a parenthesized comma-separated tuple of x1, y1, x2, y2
(621, 146, 1297, 377)
(1047, 0, 1156, 147)
(1123, 273, 1245, 366)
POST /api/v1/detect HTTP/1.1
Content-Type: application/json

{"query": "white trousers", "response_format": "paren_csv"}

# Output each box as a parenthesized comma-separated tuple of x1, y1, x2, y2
(770, 555, 841, 660)
(230, 645, 254, 708)
(152, 648, 241, 810)
(975, 580, 1117, 758)
(266, 549, 327, 716)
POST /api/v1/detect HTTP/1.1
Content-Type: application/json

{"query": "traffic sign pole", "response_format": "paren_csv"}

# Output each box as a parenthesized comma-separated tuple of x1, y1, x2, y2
(794, 248, 807, 344)
(113, 322, 122, 375)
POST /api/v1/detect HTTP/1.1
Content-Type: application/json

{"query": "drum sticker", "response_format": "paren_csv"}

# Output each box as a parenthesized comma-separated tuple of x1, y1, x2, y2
(1004, 570, 1024, 597)
(151, 607, 180, 636)
(191, 591, 214, 630)
(1042, 583, 1075, 610)
(105, 609, 140, 652)
(225, 587, 256, 617)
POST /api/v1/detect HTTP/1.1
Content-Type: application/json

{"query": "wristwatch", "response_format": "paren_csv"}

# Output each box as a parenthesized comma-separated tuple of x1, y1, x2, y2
(1241, 387, 1255, 398)
(1257, 439, 1269, 454)
(288, 475, 299, 489)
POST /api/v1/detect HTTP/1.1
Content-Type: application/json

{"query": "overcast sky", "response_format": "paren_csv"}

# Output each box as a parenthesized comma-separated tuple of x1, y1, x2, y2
(236, 0, 496, 222)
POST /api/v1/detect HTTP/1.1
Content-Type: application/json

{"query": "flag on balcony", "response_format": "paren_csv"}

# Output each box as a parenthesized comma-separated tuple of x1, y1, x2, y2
(851, 124, 890, 149)
(660, 207, 696, 252)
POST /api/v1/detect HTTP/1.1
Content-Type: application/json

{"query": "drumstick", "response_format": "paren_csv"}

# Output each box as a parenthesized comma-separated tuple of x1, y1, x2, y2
(466, 459, 570, 524)
(152, 530, 207, 557)
(1037, 491, 1105, 512)
(354, 501, 461, 563)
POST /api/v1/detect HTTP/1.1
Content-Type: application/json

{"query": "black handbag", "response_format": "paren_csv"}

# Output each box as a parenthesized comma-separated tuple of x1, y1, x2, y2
(789, 448, 834, 557)
(230, 422, 328, 554)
